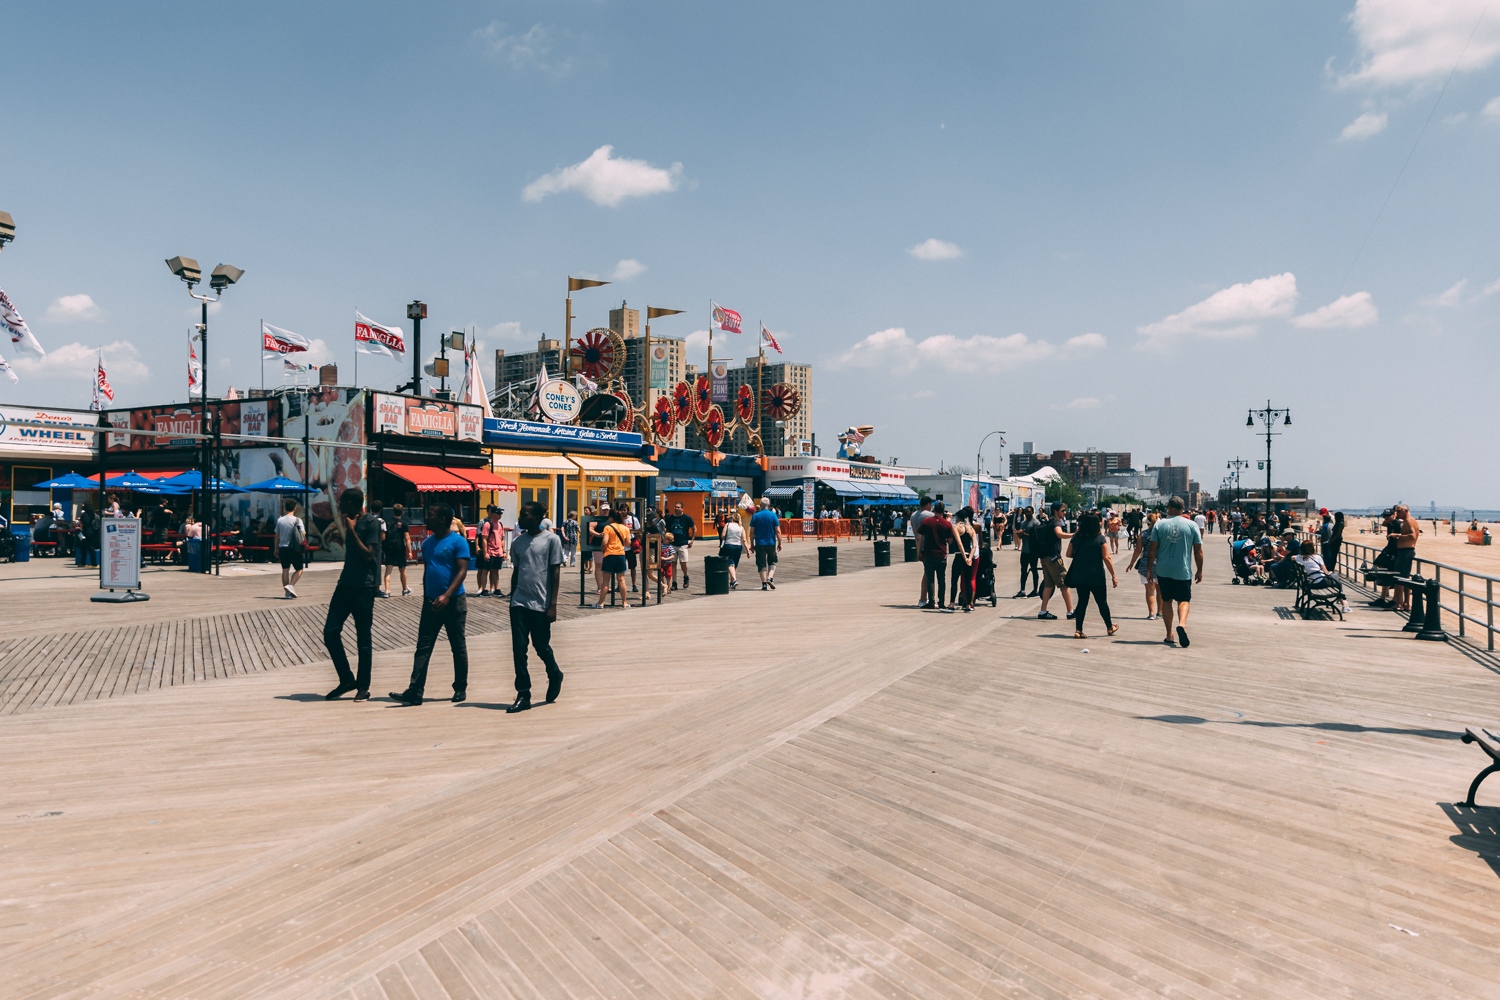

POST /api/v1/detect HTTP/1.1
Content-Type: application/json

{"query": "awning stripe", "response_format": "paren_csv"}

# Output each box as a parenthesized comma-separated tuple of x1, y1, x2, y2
(381, 463, 472, 492)
(487, 451, 578, 474)
(446, 467, 518, 491)
(566, 454, 659, 475)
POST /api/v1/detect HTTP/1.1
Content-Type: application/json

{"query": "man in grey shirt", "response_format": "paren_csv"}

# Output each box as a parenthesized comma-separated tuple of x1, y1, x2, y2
(506, 500, 565, 713)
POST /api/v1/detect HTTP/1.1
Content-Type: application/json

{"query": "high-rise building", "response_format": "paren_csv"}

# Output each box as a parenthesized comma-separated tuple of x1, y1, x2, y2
(683, 357, 813, 457)
(1010, 448, 1132, 480)
(1146, 457, 1190, 498)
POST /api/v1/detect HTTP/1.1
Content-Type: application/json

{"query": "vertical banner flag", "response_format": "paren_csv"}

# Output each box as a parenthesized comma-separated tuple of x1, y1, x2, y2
(355, 311, 406, 356)
(711, 361, 729, 403)
(649, 343, 669, 389)
(188, 332, 202, 394)
(528, 360, 548, 419)
(262, 322, 311, 356)
(760, 323, 782, 355)
(0, 288, 45, 355)
(93, 350, 114, 409)
(710, 301, 742, 336)
(460, 344, 494, 418)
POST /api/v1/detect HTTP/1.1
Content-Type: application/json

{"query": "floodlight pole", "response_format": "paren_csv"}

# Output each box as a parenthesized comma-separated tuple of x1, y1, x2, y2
(187, 288, 219, 574)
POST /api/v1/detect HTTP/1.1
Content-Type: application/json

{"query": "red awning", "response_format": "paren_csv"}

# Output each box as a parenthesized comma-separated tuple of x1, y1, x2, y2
(380, 463, 473, 492)
(446, 467, 518, 492)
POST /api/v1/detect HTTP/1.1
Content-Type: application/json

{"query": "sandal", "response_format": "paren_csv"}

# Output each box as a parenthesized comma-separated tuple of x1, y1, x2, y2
(1074, 630, 1087, 639)
(1107, 624, 1120, 636)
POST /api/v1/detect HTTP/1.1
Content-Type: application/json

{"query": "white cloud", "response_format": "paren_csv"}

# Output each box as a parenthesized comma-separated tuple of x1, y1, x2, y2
(1482, 277, 1500, 296)
(12, 340, 148, 379)
(835, 327, 1100, 374)
(1292, 291, 1379, 328)
(1431, 279, 1467, 306)
(1062, 397, 1102, 410)
(611, 258, 647, 281)
(684, 329, 710, 352)
(302, 338, 335, 365)
(1484, 96, 1500, 119)
(523, 145, 683, 207)
(45, 294, 102, 323)
(1339, 111, 1388, 139)
(907, 238, 963, 261)
(1138, 273, 1298, 344)
(474, 21, 570, 75)
(1340, 0, 1500, 89)
(484, 321, 533, 345)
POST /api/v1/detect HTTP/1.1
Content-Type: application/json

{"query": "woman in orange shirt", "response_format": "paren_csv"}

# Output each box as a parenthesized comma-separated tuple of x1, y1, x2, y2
(594, 507, 633, 609)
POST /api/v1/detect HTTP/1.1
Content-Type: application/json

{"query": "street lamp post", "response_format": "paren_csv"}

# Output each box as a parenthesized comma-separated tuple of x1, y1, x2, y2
(565, 277, 609, 377)
(976, 430, 1007, 478)
(0, 211, 14, 253)
(1246, 402, 1291, 519)
(405, 300, 427, 396)
(1226, 457, 1250, 506)
(166, 256, 244, 573)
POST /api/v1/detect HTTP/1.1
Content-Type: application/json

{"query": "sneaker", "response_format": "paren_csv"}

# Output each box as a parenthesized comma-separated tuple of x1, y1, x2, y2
(284, 585, 295, 599)
(377, 590, 391, 599)
(768, 580, 775, 590)
(730, 580, 737, 590)
(1037, 611, 1057, 620)
(941, 607, 955, 614)
(325, 683, 356, 701)
(762, 583, 769, 591)
(1176, 626, 1190, 648)
(630, 584, 638, 592)
(389, 690, 422, 706)
(478, 590, 491, 597)
(493, 590, 505, 599)
(401, 588, 412, 596)
(1012, 591, 1027, 599)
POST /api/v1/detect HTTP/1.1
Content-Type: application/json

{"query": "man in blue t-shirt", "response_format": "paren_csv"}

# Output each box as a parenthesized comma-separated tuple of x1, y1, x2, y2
(1148, 496, 1204, 648)
(750, 497, 782, 591)
(391, 501, 470, 706)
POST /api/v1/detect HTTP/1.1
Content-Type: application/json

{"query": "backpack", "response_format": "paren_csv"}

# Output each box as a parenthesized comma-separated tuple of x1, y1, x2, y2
(290, 517, 305, 549)
(1030, 519, 1054, 557)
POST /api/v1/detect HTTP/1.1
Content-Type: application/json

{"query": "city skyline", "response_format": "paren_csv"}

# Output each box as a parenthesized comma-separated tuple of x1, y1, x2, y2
(0, 2, 1497, 506)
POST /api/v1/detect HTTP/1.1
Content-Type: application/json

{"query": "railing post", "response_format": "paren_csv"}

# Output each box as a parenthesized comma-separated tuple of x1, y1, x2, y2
(1489, 579, 1495, 653)
(1458, 571, 1466, 638)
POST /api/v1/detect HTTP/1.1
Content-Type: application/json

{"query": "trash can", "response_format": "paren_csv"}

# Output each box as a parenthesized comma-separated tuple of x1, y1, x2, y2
(184, 537, 205, 573)
(873, 540, 891, 567)
(703, 555, 729, 595)
(904, 537, 918, 562)
(818, 545, 838, 577)
(10, 525, 32, 563)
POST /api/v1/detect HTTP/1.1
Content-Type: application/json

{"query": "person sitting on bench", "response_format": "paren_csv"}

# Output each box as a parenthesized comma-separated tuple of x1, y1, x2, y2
(1292, 540, 1341, 593)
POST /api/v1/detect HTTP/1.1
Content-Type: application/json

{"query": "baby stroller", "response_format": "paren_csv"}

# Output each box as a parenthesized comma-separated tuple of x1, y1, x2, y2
(974, 541, 998, 607)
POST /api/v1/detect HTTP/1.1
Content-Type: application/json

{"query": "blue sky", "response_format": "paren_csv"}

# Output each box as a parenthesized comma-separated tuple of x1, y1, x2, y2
(1, 1, 1497, 505)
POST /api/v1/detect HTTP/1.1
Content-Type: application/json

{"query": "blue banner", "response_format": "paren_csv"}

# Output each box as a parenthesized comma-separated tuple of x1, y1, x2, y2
(483, 417, 644, 456)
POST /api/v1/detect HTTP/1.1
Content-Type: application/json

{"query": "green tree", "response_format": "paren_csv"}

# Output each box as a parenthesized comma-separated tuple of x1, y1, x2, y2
(1044, 477, 1086, 510)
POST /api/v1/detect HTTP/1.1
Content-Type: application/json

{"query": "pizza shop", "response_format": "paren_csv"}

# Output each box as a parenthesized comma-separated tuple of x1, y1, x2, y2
(0, 404, 101, 524)
(366, 392, 515, 526)
(483, 417, 658, 527)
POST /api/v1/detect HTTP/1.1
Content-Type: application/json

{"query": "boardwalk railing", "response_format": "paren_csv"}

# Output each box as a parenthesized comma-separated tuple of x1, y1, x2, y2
(1327, 537, 1499, 651)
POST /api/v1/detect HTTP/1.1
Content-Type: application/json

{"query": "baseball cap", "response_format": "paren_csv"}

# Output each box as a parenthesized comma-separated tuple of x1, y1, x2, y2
(1319, 507, 1329, 515)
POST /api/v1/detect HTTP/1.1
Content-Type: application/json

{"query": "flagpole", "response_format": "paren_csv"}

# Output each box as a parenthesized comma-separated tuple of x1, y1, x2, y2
(260, 320, 265, 392)
(757, 325, 765, 446)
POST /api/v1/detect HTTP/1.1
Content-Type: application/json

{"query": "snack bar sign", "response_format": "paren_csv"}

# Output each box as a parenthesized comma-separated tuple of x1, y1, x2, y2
(371, 393, 483, 443)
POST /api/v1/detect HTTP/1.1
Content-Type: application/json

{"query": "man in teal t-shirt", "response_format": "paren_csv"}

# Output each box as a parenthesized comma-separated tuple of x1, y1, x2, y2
(1148, 496, 1204, 649)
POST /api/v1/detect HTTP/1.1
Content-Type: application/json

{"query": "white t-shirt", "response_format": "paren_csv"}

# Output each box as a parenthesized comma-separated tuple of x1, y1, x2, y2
(275, 512, 305, 548)
(1293, 553, 1328, 582)
(1194, 513, 1207, 532)
(722, 521, 745, 547)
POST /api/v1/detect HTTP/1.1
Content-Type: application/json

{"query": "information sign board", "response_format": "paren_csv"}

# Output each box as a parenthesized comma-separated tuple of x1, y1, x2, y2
(100, 517, 142, 590)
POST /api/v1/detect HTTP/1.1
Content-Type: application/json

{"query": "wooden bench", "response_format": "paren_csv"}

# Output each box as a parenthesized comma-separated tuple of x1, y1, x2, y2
(140, 543, 178, 565)
(1461, 727, 1500, 807)
(240, 545, 271, 562)
(29, 540, 58, 556)
(1292, 564, 1344, 621)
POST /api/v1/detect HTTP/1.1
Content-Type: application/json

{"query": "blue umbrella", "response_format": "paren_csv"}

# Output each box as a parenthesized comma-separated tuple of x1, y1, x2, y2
(103, 471, 163, 490)
(160, 470, 247, 493)
(244, 475, 310, 494)
(32, 471, 102, 490)
(134, 483, 193, 495)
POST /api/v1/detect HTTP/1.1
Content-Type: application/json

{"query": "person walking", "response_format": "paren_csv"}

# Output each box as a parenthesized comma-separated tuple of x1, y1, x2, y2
(1127, 511, 1160, 619)
(274, 499, 306, 599)
(390, 502, 471, 706)
(594, 507, 632, 608)
(560, 510, 579, 567)
(951, 506, 979, 612)
(1014, 508, 1040, 598)
(1036, 502, 1075, 622)
(1148, 496, 1204, 648)
(1105, 510, 1124, 555)
(664, 501, 696, 591)
(381, 503, 411, 597)
(324, 489, 383, 701)
(476, 505, 507, 597)
(504, 500, 565, 713)
(919, 501, 961, 612)
(1322, 511, 1345, 577)
(910, 496, 934, 607)
(750, 496, 782, 590)
(719, 513, 746, 589)
(1066, 511, 1119, 638)
(624, 506, 642, 592)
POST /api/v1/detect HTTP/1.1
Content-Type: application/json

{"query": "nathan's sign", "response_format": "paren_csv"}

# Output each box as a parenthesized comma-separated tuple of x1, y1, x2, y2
(847, 463, 883, 481)
(370, 393, 482, 443)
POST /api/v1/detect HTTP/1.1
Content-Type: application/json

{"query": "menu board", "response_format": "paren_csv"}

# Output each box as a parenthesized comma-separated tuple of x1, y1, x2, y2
(100, 517, 142, 590)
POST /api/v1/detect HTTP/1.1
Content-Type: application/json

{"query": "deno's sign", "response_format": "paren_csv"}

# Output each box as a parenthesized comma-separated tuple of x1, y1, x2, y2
(538, 379, 581, 423)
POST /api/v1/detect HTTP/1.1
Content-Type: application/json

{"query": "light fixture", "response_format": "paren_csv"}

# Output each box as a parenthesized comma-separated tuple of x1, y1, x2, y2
(1283, 413, 1291, 426)
(0, 211, 14, 252)
(166, 255, 202, 287)
(1246, 413, 1254, 427)
(448, 331, 465, 351)
(209, 263, 244, 293)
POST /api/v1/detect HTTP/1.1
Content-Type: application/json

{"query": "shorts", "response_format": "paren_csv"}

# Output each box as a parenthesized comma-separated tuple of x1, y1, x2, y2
(476, 553, 504, 571)
(626, 549, 638, 569)
(601, 554, 628, 575)
(674, 546, 691, 566)
(1040, 557, 1067, 590)
(383, 545, 408, 568)
(1157, 576, 1193, 604)
(1391, 548, 1416, 576)
(279, 547, 305, 571)
(755, 545, 778, 570)
(721, 544, 743, 567)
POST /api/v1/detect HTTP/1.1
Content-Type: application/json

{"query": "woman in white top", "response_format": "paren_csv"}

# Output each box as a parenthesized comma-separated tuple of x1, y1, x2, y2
(719, 517, 746, 589)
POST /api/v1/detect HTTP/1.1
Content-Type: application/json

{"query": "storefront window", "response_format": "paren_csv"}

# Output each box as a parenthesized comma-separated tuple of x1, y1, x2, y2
(10, 465, 53, 523)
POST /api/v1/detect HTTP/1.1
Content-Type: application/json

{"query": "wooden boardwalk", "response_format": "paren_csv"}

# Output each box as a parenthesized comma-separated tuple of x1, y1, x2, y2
(2, 544, 1498, 997)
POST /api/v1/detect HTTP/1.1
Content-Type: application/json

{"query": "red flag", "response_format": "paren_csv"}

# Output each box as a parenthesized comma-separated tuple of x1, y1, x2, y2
(760, 323, 782, 355)
(710, 301, 742, 335)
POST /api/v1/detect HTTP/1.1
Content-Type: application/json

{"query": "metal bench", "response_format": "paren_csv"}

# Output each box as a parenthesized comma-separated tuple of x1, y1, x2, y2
(1292, 565, 1344, 621)
(1461, 727, 1500, 807)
